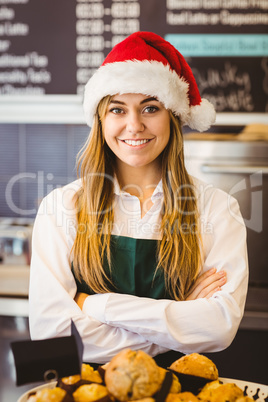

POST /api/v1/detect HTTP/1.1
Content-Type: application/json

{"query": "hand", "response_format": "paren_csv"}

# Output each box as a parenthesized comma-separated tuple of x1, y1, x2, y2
(74, 292, 89, 309)
(185, 268, 227, 301)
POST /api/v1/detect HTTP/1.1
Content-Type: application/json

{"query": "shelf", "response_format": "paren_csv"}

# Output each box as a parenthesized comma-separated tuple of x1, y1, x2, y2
(1, 95, 268, 125)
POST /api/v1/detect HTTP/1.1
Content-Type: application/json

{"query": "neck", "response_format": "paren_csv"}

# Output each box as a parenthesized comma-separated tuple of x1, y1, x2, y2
(115, 161, 162, 200)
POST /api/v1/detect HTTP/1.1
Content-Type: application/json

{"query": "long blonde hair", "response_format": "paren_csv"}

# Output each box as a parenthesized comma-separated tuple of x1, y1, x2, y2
(72, 96, 202, 300)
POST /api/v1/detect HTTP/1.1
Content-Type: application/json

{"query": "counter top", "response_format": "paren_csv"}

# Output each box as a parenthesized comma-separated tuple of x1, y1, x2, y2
(0, 265, 30, 297)
(184, 123, 268, 142)
(0, 265, 29, 317)
(0, 297, 29, 317)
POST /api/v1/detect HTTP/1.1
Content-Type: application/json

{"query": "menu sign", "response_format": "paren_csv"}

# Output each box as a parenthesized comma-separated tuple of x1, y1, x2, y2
(0, 0, 77, 95)
(0, 0, 267, 114)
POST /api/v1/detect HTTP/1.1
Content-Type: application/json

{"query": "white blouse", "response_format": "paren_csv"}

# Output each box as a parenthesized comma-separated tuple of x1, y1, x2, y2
(29, 176, 248, 364)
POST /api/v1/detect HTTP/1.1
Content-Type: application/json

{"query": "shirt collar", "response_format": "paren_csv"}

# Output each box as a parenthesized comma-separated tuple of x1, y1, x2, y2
(151, 179, 163, 200)
(113, 175, 163, 200)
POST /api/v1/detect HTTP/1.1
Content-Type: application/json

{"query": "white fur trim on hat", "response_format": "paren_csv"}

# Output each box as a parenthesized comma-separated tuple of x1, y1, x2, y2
(187, 98, 216, 132)
(83, 60, 190, 127)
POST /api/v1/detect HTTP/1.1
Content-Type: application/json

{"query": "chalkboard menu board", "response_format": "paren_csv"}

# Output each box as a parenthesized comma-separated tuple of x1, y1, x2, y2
(0, 0, 268, 119)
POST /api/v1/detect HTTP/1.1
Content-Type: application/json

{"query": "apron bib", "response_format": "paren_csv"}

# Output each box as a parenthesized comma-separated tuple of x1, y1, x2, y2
(73, 235, 172, 300)
(73, 235, 183, 365)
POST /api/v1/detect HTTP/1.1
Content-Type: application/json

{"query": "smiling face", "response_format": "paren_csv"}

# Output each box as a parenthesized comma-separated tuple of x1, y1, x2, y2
(102, 93, 171, 175)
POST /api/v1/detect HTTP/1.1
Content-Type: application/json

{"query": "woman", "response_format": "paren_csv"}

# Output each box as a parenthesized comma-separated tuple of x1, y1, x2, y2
(29, 32, 248, 366)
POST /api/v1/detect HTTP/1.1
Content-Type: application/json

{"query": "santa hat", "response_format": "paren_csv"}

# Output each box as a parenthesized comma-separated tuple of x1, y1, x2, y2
(83, 31, 216, 131)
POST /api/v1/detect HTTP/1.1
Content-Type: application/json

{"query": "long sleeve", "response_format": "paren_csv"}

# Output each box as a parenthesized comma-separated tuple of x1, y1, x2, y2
(83, 187, 249, 353)
(29, 182, 168, 364)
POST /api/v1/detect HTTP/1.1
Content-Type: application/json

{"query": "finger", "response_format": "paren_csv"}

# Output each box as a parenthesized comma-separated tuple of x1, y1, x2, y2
(205, 287, 222, 299)
(191, 270, 226, 298)
(197, 275, 227, 299)
(189, 268, 217, 293)
(186, 270, 226, 300)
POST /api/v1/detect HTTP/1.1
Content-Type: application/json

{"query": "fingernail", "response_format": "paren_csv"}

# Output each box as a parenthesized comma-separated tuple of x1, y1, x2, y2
(210, 268, 216, 274)
(219, 270, 226, 276)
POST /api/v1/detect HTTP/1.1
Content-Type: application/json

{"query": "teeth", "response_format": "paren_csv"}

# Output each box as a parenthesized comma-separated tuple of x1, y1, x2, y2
(124, 139, 150, 146)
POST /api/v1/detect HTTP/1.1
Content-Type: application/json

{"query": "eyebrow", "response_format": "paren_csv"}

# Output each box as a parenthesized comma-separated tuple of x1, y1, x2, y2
(109, 97, 159, 106)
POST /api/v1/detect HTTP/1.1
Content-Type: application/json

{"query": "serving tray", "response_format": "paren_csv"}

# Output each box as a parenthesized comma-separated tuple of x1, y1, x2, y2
(18, 378, 268, 402)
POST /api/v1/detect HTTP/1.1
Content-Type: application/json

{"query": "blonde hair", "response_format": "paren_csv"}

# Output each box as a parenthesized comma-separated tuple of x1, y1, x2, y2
(72, 96, 202, 300)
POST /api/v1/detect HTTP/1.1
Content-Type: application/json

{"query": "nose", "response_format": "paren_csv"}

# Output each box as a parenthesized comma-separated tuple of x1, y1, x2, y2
(126, 111, 144, 134)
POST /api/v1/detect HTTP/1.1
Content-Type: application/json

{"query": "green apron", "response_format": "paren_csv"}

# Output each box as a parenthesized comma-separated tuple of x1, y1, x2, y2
(73, 235, 183, 366)
(73, 235, 172, 300)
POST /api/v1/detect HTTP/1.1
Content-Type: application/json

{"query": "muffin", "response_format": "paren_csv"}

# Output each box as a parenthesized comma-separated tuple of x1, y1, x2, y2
(165, 392, 199, 402)
(60, 363, 102, 385)
(105, 349, 162, 401)
(72, 383, 109, 402)
(58, 363, 103, 394)
(82, 363, 103, 383)
(198, 382, 243, 402)
(169, 354, 218, 381)
(130, 399, 155, 402)
(27, 387, 71, 402)
(209, 383, 244, 402)
(196, 380, 221, 399)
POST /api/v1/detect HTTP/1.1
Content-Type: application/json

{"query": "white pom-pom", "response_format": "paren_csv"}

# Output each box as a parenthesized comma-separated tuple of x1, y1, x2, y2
(187, 99, 216, 132)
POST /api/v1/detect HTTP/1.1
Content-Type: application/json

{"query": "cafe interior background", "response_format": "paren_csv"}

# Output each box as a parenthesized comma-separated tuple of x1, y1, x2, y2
(0, 1, 268, 400)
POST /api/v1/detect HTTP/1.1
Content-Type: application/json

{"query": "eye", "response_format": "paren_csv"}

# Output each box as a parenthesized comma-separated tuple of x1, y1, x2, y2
(143, 105, 159, 114)
(109, 107, 124, 114)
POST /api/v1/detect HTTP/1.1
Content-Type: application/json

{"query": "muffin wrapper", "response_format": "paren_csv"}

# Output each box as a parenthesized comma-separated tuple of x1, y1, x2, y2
(97, 366, 106, 382)
(57, 379, 97, 395)
(167, 369, 213, 395)
(93, 396, 113, 402)
(154, 371, 173, 402)
(62, 393, 75, 402)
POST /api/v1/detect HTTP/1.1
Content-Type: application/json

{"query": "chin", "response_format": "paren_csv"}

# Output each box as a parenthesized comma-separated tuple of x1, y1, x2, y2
(126, 161, 150, 169)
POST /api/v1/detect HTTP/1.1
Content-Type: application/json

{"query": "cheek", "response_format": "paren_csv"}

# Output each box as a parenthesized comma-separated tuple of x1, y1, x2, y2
(158, 118, 171, 146)
(103, 116, 122, 140)
(103, 120, 116, 145)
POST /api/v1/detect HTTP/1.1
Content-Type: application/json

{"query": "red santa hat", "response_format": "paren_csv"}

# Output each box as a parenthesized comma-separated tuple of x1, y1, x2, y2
(83, 31, 216, 131)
